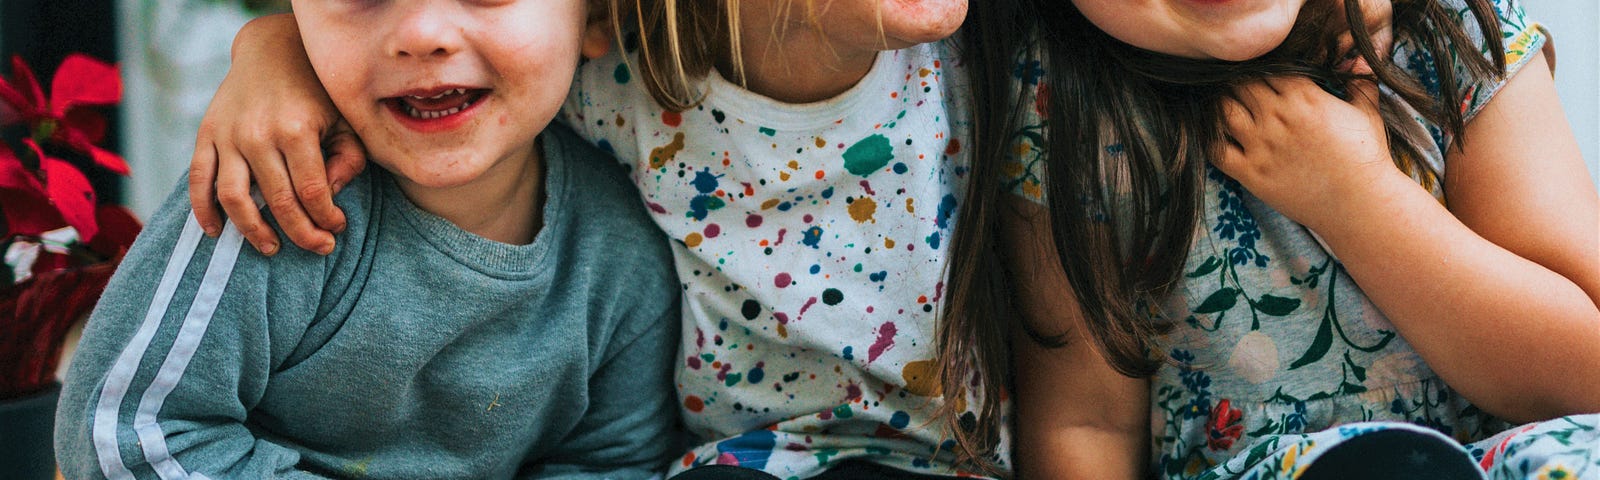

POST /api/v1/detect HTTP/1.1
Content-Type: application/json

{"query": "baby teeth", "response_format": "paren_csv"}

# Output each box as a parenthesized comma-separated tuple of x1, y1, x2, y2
(401, 96, 474, 119)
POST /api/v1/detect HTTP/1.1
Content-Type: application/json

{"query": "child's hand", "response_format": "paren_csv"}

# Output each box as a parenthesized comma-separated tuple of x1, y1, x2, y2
(1214, 74, 1409, 232)
(188, 13, 366, 256)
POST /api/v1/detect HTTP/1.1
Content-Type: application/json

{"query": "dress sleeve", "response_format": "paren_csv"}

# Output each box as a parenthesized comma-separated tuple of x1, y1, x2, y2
(56, 178, 332, 480)
(1393, 0, 1550, 124)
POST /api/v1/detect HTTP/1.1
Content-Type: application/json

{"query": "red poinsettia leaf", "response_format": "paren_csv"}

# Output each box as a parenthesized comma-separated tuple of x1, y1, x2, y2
(62, 107, 107, 144)
(0, 142, 45, 192)
(58, 127, 130, 176)
(1, 56, 46, 119)
(0, 188, 66, 237)
(49, 54, 120, 117)
(87, 204, 141, 256)
(0, 95, 17, 125)
(40, 156, 98, 240)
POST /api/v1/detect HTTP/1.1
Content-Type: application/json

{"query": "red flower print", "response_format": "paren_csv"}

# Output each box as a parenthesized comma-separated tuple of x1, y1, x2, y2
(1207, 398, 1245, 452)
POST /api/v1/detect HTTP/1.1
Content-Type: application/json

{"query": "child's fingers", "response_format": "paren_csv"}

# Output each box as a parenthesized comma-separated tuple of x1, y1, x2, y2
(1230, 81, 1274, 117)
(323, 122, 368, 197)
(189, 135, 224, 237)
(241, 141, 335, 256)
(283, 134, 347, 235)
(216, 147, 279, 256)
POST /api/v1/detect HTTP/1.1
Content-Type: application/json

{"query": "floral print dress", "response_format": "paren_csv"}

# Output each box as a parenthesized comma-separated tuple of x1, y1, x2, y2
(1003, 0, 1600, 478)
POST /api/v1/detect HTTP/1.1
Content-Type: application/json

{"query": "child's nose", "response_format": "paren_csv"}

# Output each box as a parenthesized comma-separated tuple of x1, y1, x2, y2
(386, 3, 464, 59)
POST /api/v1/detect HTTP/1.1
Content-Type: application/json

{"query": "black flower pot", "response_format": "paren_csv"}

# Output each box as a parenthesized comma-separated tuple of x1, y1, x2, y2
(0, 382, 61, 480)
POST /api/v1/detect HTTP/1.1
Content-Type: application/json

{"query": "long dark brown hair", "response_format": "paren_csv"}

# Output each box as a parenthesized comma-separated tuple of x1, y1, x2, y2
(939, 0, 1506, 472)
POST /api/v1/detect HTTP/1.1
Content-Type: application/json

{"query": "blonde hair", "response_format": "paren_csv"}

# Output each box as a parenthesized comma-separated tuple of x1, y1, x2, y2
(608, 0, 743, 112)
(611, 0, 888, 112)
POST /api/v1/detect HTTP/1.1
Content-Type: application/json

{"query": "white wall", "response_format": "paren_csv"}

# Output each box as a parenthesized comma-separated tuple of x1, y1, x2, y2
(117, 1, 253, 219)
(1521, 1, 1600, 185)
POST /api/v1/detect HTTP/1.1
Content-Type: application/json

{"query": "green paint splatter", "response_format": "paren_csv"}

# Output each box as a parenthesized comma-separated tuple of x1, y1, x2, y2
(758, 126, 777, 136)
(842, 135, 893, 177)
(613, 63, 631, 84)
(815, 448, 841, 466)
(725, 372, 743, 386)
(831, 404, 854, 419)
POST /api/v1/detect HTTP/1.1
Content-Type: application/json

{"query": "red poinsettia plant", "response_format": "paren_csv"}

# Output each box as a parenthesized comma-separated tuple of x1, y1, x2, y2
(1, 54, 140, 399)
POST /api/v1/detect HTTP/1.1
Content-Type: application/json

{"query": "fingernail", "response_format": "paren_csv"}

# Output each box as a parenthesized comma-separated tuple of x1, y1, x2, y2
(317, 241, 335, 256)
(203, 225, 220, 237)
(333, 222, 347, 234)
(330, 181, 344, 195)
(262, 242, 280, 256)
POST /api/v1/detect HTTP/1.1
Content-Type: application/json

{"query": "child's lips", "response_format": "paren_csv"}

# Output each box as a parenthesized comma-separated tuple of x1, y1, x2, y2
(381, 89, 489, 132)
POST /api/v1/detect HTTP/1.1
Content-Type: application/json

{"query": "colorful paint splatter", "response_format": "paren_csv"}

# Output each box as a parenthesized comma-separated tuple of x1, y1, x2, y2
(564, 41, 1008, 478)
(1003, 0, 1600, 478)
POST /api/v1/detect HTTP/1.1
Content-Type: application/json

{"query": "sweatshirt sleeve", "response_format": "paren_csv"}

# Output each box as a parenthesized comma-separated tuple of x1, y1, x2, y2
(55, 178, 334, 480)
(519, 257, 682, 480)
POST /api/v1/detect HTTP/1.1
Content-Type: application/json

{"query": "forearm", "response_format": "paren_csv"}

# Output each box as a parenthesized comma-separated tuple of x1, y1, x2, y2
(1312, 175, 1600, 422)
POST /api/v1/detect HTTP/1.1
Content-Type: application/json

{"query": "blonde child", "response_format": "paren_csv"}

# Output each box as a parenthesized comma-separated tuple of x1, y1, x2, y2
(183, 1, 1013, 479)
(949, 0, 1600, 478)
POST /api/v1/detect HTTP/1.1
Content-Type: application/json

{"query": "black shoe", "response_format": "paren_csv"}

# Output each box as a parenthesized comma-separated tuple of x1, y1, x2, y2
(1299, 429, 1483, 480)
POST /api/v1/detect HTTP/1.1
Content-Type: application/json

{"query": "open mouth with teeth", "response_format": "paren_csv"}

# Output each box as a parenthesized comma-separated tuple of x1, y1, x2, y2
(384, 88, 488, 121)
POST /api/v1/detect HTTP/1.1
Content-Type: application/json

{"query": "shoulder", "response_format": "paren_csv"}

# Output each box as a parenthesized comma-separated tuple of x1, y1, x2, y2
(542, 123, 674, 272)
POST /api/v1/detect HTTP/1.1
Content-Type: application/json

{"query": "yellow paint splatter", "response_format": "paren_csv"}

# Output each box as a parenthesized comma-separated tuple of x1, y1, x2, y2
(685, 232, 703, 248)
(761, 199, 781, 210)
(814, 137, 826, 148)
(918, 68, 932, 78)
(787, 160, 800, 170)
(905, 198, 915, 213)
(777, 324, 788, 338)
(779, 171, 791, 181)
(847, 197, 877, 223)
(648, 132, 686, 169)
(901, 360, 942, 397)
(615, 114, 626, 127)
(885, 238, 896, 249)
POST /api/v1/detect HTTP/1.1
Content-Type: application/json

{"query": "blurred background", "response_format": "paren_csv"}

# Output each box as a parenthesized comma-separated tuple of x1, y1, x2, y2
(1, 0, 1596, 220)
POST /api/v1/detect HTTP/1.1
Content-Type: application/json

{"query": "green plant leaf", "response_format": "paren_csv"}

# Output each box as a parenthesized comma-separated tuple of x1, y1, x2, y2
(1186, 256, 1223, 278)
(1192, 288, 1239, 314)
(1253, 294, 1301, 316)
(1289, 316, 1333, 369)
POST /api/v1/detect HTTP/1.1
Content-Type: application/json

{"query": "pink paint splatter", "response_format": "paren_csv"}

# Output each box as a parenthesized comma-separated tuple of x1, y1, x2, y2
(932, 282, 945, 303)
(775, 273, 792, 288)
(868, 322, 897, 363)
(686, 356, 702, 369)
(846, 382, 863, 401)
(797, 297, 819, 319)
(746, 214, 763, 228)
(696, 329, 705, 348)
(647, 202, 667, 214)
(859, 180, 876, 195)
(803, 214, 814, 223)
(705, 223, 721, 238)
(774, 312, 790, 324)
(775, 228, 787, 245)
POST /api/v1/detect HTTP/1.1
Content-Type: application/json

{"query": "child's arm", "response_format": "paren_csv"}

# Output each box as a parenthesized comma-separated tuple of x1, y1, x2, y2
(56, 183, 329, 479)
(1004, 198, 1149, 479)
(189, 13, 365, 257)
(1214, 48, 1600, 423)
(518, 277, 682, 479)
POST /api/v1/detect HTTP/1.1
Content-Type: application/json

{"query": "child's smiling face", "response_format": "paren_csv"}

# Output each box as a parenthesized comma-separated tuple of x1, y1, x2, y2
(1072, 0, 1308, 61)
(292, 0, 605, 189)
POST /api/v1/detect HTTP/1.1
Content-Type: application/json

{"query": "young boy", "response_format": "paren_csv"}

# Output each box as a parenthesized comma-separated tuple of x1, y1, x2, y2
(54, 1, 681, 479)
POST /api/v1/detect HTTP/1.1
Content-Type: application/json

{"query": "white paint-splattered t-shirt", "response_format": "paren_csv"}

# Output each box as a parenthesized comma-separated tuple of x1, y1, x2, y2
(562, 41, 1009, 478)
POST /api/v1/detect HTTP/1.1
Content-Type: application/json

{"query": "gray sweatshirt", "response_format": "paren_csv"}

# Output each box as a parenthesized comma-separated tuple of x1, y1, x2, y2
(56, 125, 682, 480)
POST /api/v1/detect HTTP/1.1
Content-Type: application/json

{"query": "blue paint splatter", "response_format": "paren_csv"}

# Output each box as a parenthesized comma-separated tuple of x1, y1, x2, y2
(691, 168, 721, 193)
(801, 226, 824, 249)
(842, 346, 854, 361)
(925, 232, 941, 249)
(935, 194, 957, 229)
(715, 430, 776, 469)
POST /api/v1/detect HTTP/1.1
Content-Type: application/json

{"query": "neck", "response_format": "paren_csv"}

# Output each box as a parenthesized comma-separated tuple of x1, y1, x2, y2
(718, 6, 879, 103)
(394, 140, 545, 246)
